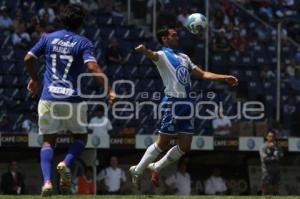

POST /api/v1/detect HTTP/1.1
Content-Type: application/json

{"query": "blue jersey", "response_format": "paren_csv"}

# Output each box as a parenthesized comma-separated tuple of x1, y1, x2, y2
(29, 29, 97, 102)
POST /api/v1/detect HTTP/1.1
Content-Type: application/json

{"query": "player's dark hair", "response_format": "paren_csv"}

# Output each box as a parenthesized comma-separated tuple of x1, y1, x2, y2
(156, 26, 176, 45)
(60, 4, 85, 31)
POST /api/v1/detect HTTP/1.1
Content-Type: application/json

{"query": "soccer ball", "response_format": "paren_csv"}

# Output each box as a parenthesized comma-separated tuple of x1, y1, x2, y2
(186, 13, 208, 35)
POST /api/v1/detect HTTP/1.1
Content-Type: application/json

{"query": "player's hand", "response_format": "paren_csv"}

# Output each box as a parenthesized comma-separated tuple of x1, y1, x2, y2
(27, 79, 39, 97)
(224, 75, 238, 87)
(134, 44, 147, 53)
(108, 90, 117, 105)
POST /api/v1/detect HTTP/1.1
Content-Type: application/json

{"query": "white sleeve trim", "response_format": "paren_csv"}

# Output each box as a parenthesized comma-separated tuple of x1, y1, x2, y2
(152, 51, 164, 66)
(28, 51, 38, 59)
(84, 59, 97, 64)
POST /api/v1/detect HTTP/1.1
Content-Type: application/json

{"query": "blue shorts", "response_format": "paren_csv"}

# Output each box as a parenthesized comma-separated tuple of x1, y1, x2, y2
(159, 96, 195, 135)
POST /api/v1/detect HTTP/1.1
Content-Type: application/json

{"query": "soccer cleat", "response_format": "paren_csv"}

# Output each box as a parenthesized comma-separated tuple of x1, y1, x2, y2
(148, 163, 159, 187)
(41, 181, 53, 197)
(56, 161, 71, 194)
(129, 166, 140, 187)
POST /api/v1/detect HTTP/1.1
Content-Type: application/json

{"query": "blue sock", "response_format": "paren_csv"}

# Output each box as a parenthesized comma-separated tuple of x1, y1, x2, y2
(40, 145, 54, 183)
(63, 140, 85, 166)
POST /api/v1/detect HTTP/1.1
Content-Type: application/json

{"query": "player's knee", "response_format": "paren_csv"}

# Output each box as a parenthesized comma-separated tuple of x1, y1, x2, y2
(179, 143, 191, 152)
(156, 140, 169, 151)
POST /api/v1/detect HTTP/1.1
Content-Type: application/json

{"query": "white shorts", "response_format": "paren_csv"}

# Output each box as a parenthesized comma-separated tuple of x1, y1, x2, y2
(38, 100, 88, 135)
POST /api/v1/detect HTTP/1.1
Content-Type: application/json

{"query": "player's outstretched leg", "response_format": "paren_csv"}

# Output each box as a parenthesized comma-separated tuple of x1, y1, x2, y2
(40, 141, 54, 197)
(129, 142, 163, 186)
(57, 135, 86, 194)
(148, 134, 192, 187)
(148, 145, 185, 187)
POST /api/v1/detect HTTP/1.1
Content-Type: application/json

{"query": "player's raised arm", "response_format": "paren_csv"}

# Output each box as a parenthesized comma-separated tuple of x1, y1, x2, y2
(192, 66, 238, 87)
(134, 44, 159, 61)
(85, 61, 116, 105)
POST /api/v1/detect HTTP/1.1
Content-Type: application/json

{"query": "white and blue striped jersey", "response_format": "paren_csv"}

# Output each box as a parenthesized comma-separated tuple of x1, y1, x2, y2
(153, 47, 197, 98)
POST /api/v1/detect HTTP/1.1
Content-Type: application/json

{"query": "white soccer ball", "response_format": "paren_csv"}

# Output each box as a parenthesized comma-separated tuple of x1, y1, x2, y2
(186, 13, 208, 35)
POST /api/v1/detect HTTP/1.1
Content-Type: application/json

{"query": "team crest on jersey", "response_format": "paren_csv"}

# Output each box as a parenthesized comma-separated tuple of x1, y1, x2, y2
(176, 66, 190, 86)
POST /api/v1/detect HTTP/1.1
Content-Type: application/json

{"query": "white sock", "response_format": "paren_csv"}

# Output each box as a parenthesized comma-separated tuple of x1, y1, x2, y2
(135, 143, 162, 174)
(153, 145, 185, 172)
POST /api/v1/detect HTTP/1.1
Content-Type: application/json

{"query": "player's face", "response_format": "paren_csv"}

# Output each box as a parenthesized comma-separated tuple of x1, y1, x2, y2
(164, 29, 179, 48)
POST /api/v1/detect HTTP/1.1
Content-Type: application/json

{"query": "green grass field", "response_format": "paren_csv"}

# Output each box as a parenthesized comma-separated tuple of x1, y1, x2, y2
(0, 196, 300, 199)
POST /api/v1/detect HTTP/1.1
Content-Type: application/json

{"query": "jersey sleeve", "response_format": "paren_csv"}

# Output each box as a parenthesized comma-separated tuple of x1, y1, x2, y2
(185, 54, 197, 70)
(152, 50, 165, 66)
(28, 35, 47, 58)
(82, 40, 97, 64)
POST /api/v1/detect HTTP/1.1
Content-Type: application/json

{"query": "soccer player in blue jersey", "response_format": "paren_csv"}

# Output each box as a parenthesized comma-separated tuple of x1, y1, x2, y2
(130, 27, 238, 187)
(24, 4, 116, 196)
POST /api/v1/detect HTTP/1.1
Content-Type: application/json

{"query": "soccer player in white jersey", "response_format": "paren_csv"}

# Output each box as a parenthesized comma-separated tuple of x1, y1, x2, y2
(24, 4, 116, 196)
(130, 26, 238, 187)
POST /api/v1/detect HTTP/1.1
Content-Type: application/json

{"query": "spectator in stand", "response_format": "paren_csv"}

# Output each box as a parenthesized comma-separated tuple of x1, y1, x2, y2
(275, 0, 297, 18)
(261, 65, 275, 81)
(12, 23, 31, 49)
(165, 161, 191, 196)
(88, 106, 112, 135)
(12, 10, 23, 31)
(82, 0, 99, 12)
(254, 24, 273, 43)
(283, 96, 297, 130)
(39, 12, 55, 32)
(212, 28, 231, 52)
(223, 8, 239, 27)
(286, 62, 295, 78)
(290, 72, 300, 91)
(30, 20, 48, 44)
(97, 156, 126, 195)
(111, 1, 125, 17)
(106, 37, 125, 65)
(177, 8, 189, 27)
(76, 166, 95, 195)
(286, 59, 300, 78)
(0, 6, 13, 31)
(0, 115, 13, 133)
(204, 168, 227, 195)
(22, 113, 38, 134)
(211, 10, 224, 30)
(229, 28, 246, 52)
(259, 131, 283, 195)
(38, 1, 56, 24)
(0, 161, 26, 195)
(212, 108, 232, 137)
(26, 15, 39, 36)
